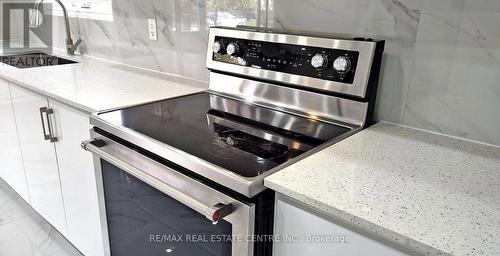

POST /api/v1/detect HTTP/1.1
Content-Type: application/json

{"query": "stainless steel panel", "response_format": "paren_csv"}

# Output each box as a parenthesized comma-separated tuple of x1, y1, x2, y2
(90, 113, 361, 197)
(206, 27, 377, 98)
(206, 113, 315, 152)
(83, 131, 255, 256)
(208, 94, 349, 141)
(91, 156, 111, 256)
(209, 72, 368, 127)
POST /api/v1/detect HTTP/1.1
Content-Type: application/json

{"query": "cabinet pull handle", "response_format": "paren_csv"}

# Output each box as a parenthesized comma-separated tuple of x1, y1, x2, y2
(46, 108, 58, 143)
(39, 107, 58, 143)
(39, 107, 50, 141)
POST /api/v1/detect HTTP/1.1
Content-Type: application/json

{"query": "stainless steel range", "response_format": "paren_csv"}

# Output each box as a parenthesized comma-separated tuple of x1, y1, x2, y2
(81, 27, 384, 256)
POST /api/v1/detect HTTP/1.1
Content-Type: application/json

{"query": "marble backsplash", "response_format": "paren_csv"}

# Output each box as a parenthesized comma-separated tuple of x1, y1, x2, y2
(270, 0, 500, 146)
(3, 0, 500, 146)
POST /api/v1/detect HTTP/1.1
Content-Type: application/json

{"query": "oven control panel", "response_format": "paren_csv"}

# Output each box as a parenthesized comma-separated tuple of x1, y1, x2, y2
(211, 36, 359, 84)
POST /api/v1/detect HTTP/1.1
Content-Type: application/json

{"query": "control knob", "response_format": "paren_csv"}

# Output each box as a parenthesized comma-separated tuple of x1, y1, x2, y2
(311, 54, 329, 70)
(212, 41, 225, 54)
(333, 56, 352, 73)
(226, 42, 241, 57)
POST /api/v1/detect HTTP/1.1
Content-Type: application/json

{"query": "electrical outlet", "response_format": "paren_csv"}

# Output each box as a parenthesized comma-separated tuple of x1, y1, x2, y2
(148, 18, 158, 41)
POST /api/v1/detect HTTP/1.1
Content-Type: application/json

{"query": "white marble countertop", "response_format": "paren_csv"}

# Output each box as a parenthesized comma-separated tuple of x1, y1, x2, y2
(265, 122, 500, 256)
(0, 50, 207, 114)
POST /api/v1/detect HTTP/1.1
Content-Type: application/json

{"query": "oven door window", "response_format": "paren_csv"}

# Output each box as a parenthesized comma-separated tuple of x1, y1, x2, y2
(101, 160, 233, 256)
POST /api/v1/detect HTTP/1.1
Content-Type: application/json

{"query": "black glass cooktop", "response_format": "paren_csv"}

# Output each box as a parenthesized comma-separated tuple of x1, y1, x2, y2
(97, 92, 351, 177)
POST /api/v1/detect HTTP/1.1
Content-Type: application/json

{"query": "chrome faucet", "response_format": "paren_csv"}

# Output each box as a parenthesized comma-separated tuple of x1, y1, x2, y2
(34, 0, 82, 55)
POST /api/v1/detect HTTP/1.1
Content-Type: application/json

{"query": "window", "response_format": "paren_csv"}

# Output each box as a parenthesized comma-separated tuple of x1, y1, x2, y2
(172, 0, 264, 33)
(206, 0, 265, 28)
(47, 0, 113, 21)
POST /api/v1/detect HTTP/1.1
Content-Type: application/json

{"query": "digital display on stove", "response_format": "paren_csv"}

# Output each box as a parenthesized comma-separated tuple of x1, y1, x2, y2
(212, 36, 359, 84)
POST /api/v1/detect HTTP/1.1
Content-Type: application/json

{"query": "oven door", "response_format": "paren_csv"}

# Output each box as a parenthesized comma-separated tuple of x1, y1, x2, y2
(82, 130, 255, 256)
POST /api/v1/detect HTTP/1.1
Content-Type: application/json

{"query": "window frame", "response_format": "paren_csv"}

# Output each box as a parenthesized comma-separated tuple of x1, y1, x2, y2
(47, 0, 113, 21)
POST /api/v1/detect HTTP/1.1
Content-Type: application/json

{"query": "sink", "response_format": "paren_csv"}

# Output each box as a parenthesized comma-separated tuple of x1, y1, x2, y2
(0, 52, 77, 69)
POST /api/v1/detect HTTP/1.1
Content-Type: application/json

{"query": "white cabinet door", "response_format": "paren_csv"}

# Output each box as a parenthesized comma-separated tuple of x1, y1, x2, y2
(273, 194, 409, 256)
(0, 79, 29, 202)
(9, 85, 67, 235)
(50, 99, 105, 256)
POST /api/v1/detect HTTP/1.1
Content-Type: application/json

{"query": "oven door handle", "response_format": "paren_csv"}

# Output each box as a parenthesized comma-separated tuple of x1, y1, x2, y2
(81, 138, 233, 223)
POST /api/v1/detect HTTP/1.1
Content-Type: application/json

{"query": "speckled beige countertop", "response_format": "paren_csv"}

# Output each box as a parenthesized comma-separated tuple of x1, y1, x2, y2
(0, 50, 207, 113)
(265, 122, 500, 256)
